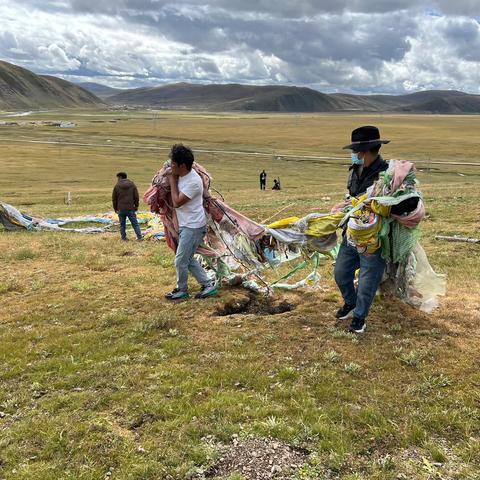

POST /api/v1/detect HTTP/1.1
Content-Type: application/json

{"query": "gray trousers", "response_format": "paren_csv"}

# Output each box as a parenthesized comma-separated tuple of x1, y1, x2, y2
(175, 226, 210, 292)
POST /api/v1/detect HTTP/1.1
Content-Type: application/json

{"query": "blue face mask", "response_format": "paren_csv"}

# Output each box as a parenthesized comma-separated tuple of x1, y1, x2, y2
(351, 152, 364, 165)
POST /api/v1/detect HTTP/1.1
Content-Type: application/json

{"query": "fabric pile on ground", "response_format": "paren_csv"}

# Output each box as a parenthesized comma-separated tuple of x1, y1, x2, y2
(0, 201, 164, 238)
(0, 201, 115, 233)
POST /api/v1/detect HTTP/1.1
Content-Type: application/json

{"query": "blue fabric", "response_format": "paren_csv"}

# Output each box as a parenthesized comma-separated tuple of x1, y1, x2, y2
(118, 210, 142, 240)
(175, 226, 210, 293)
(334, 236, 385, 320)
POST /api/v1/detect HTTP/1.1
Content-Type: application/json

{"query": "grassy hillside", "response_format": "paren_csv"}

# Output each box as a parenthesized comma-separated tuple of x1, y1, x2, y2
(0, 60, 103, 110)
(0, 110, 479, 479)
(106, 82, 480, 114)
(77, 82, 123, 99)
(109, 83, 343, 112)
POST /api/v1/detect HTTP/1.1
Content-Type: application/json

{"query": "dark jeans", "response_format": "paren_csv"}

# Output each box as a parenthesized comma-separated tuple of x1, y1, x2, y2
(260, 181, 266, 190)
(118, 210, 142, 240)
(334, 236, 386, 320)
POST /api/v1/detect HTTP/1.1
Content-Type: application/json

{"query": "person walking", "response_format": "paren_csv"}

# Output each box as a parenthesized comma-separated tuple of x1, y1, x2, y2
(334, 126, 389, 333)
(260, 170, 267, 190)
(165, 144, 217, 300)
(112, 172, 143, 241)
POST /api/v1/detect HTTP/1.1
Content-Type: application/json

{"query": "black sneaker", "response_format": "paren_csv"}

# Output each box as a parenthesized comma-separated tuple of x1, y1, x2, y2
(349, 317, 366, 334)
(166, 290, 189, 300)
(165, 288, 189, 300)
(335, 303, 355, 320)
(195, 283, 218, 299)
(165, 288, 180, 299)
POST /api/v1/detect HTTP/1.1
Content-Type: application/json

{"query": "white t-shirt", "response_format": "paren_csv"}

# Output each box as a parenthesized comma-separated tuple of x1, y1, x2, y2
(176, 169, 206, 228)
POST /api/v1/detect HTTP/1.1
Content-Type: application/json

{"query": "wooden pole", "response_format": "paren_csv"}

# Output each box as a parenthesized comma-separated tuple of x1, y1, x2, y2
(261, 203, 296, 224)
(435, 235, 480, 244)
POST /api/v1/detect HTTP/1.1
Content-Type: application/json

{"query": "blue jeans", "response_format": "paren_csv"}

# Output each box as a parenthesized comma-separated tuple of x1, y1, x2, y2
(334, 236, 386, 321)
(175, 226, 210, 293)
(118, 210, 142, 240)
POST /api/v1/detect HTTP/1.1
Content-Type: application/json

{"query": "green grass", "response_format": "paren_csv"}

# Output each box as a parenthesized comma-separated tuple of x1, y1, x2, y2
(0, 110, 479, 479)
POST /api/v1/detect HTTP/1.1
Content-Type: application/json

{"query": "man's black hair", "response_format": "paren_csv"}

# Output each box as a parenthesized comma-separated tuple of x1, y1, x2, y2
(169, 144, 195, 171)
(369, 145, 381, 155)
(116, 172, 127, 179)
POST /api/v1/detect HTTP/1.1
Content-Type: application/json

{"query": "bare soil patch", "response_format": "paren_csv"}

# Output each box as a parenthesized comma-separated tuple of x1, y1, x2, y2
(200, 436, 309, 480)
(215, 293, 296, 316)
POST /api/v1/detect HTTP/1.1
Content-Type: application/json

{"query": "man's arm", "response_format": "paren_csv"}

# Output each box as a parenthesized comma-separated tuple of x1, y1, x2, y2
(168, 175, 190, 208)
(112, 187, 118, 212)
(134, 185, 139, 211)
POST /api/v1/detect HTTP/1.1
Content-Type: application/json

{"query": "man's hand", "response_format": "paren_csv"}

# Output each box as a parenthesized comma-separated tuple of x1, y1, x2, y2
(363, 199, 373, 211)
(168, 173, 178, 185)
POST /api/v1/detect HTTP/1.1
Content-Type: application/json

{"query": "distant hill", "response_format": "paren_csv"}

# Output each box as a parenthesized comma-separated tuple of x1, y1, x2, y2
(0, 60, 103, 110)
(108, 83, 342, 112)
(108, 82, 480, 114)
(77, 82, 123, 99)
(3, 59, 479, 114)
(329, 90, 480, 113)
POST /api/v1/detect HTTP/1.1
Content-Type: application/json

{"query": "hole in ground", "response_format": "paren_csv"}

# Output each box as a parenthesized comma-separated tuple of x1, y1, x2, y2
(216, 293, 296, 316)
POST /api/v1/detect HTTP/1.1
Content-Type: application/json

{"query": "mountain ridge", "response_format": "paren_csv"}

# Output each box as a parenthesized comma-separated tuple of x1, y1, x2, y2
(0, 60, 103, 110)
(101, 82, 480, 114)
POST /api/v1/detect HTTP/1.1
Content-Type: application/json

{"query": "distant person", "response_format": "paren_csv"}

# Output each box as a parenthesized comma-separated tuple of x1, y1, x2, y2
(334, 126, 389, 333)
(165, 144, 217, 301)
(260, 170, 267, 190)
(112, 172, 143, 241)
(272, 178, 281, 190)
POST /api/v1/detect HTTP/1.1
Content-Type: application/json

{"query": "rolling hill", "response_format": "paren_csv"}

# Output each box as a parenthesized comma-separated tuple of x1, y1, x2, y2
(3, 57, 480, 114)
(0, 60, 103, 110)
(76, 82, 123, 99)
(108, 83, 342, 112)
(105, 82, 480, 114)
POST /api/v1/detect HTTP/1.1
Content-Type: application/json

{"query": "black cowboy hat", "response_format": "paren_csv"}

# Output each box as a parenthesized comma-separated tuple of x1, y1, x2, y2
(343, 125, 390, 151)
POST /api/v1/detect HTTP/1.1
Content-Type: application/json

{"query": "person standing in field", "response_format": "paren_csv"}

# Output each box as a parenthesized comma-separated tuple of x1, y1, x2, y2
(112, 172, 143, 241)
(260, 170, 267, 190)
(334, 126, 389, 333)
(165, 144, 217, 300)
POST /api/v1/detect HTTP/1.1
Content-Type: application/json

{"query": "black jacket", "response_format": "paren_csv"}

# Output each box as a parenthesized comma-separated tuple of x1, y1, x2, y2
(347, 155, 388, 197)
(112, 179, 139, 212)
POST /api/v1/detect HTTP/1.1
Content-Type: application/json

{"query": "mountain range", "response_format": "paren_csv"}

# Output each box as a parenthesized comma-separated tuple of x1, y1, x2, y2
(2, 59, 480, 114)
(103, 82, 480, 114)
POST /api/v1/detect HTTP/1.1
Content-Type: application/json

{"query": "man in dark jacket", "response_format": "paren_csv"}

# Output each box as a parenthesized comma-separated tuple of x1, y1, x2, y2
(112, 172, 143, 241)
(334, 126, 389, 333)
(260, 170, 267, 190)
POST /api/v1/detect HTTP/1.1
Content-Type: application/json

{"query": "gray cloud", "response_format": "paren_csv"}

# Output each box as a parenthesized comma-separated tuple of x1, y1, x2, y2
(56, 0, 480, 17)
(2, 1, 480, 93)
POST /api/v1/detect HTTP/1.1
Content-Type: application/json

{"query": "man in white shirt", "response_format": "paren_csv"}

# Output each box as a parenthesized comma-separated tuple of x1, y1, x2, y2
(165, 144, 217, 300)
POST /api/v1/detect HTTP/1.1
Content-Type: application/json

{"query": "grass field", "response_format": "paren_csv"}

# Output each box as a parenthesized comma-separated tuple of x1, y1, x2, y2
(1, 110, 480, 480)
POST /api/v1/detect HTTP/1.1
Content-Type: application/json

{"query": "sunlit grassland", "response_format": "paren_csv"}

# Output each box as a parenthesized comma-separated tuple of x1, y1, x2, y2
(0, 110, 479, 480)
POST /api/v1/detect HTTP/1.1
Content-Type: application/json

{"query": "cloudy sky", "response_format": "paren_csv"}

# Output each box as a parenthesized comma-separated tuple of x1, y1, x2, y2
(1, 0, 480, 93)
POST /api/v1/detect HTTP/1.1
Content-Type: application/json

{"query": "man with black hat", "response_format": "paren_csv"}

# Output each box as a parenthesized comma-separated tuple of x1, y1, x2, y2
(334, 126, 389, 333)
